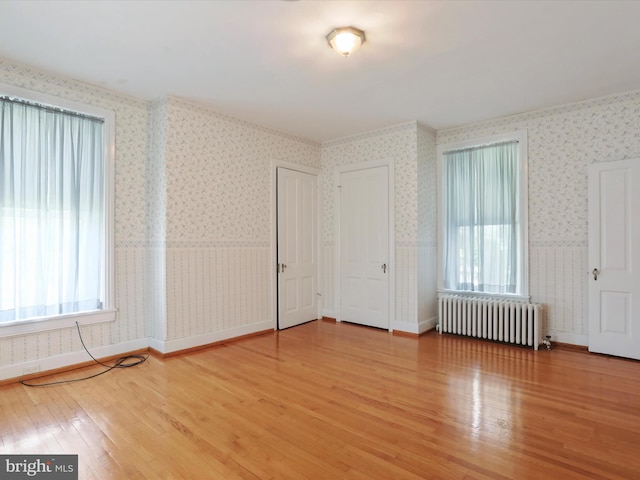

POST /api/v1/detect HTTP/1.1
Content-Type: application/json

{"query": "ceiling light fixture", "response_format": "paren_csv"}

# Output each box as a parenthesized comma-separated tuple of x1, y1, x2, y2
(326, 26, 366, 57)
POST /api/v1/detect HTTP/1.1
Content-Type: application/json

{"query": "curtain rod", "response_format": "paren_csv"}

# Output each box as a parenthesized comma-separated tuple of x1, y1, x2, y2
(443, 139, 518, 156)
(0, 95, 104, 123)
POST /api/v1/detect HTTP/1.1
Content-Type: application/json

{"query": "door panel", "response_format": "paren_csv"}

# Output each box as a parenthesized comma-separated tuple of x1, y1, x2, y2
(588, 160, 640, 359)
(277, 168, 317, 329)
(339, 166, 389, 329)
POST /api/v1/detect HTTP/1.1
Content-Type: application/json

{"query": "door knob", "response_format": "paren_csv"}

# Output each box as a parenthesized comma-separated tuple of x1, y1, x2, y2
(382, 263, 387, 273)
(592, 268, 599, 281)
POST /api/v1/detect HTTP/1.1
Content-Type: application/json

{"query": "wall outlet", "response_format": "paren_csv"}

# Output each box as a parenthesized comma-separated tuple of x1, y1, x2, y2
(22, 364, 41, 376)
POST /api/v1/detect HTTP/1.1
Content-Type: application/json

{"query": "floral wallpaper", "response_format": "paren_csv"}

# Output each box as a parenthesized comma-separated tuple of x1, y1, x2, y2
(158, 96, 321, 342)
(0, 58, 323, 375)
(417, 124, 438, 244)
(321, 122, 420, 244)
(438, 90, 640, 344)
(145, 99, 168, 341)
(438, 91, 640, 244)
(164, 97, 320, 242)
(0, 58, 150, 377)
(320, 122, 438, 330)
(3, 53, 640, 377)
(417, 125, 438, 328)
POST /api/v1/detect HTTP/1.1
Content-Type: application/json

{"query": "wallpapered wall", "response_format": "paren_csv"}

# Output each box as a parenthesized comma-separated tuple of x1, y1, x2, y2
(438, 91, 640, 345)
(417, 125, 438, 330)
(156, 96, 321, 348)
(3, 55, 640, 377)
(146, 100, 168, 342)
(0, 59, 321, 377)
(0, 59, 151, 376)
(320, 122, 439, 332)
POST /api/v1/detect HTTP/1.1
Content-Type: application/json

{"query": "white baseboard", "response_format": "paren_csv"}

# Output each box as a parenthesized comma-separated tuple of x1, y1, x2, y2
(1, 322, 275, 381)
(392, 317, 437, 335)
(420, 316, 439, 334)
(1, 321, 587, 382)
(0, 338, 149, 382)
(322, 309, 336, 320)
(150, 321, 275, 355)
(545, 329, 588, 347)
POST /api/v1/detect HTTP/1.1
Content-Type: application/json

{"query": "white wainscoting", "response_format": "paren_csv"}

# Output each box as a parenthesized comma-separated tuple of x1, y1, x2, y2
(323, 241, 436, 333)
(418, 242, 439, 334)
(322, 242, 336, 318)
(115, 246, 148, 343)
(148, 321, 273, 355)
(529, 242, 588, 346)
(0, 241, 589, 381)
(395, 245, 418, 330)
(0, 242, 274, 381)
(0, 245, 149, 381)
(0, 338, 149, 382)
(323, 241, 585, 342)
(164, 242, 272, 341)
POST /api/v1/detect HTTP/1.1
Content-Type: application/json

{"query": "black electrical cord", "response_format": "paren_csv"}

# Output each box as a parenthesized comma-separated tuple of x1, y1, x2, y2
(20, 321, 148, 387)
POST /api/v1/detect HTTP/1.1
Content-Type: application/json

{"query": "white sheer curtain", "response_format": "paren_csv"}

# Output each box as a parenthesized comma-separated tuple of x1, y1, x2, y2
(443, 141, 520, 295)
(0, 97, 104, 323)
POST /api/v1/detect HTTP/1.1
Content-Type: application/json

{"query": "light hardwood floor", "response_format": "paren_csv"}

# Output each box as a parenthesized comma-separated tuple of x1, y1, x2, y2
(1, 319, 640, 479)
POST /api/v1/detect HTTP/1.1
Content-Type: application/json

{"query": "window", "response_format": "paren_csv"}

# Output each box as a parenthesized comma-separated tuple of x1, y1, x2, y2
(438, 131, 528, 298)
(0, 85, 115, 335)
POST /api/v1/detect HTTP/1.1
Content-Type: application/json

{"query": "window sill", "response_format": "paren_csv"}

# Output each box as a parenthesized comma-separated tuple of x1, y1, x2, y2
(0, 309, 117, 338)
(437, 290, 530, 303)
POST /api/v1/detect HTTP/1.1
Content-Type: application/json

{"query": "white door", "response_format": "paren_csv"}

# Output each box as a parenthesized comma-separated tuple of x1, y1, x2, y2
(339, 165, 389, 329)
(588, 159, 640, 359)
(277, 167, 317, 329)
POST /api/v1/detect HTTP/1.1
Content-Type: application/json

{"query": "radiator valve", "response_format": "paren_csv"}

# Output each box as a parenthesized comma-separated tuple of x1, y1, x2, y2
(542, 335, 552, 351)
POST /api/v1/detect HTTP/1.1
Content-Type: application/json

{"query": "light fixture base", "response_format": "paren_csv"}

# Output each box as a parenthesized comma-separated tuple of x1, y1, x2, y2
(326, 26, 366, 57)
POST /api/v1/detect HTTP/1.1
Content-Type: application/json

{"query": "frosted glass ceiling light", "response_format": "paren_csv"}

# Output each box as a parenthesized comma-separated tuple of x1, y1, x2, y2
(326, 26, 365, 57)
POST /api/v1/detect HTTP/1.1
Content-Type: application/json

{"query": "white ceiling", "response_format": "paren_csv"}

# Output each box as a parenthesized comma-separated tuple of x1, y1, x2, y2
(1, 0, 640, 142)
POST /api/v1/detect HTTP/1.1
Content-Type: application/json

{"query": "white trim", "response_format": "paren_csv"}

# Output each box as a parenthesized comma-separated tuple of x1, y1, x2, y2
(272, 160, 320, 177)
(322, 308, 337, 319)
(437, 130, 529, 297)
(388, 162, 396, 332)
(335, 159, 395, 331)
(0, 322, 586, 382)
(2, 321, 273, 381)
(0, 82, 114, 121)
(103, 108, 116, 312)
(270, 160, 321, 331)
(336, 158, 392, 174)
(393, 316, 437, 335)
(0, 309, 117, 339)
(0, 83, 116, 334)
(149, 321, 273, 355)
(0, 337, 147, 382)
(436, 289, 531, 303)
(546, 330, 588, 347)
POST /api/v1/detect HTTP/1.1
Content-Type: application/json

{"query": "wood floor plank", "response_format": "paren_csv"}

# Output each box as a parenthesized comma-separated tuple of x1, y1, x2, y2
(1, 320, 640, 479)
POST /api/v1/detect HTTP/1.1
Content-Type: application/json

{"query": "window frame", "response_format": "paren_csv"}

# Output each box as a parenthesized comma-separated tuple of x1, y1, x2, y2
(437, 130, 529, 301)
(0, 83, 116, 337)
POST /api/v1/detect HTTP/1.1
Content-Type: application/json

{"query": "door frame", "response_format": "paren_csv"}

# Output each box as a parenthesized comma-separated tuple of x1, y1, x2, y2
(271, 160, 321, 330)
(335, 159, 395, 331)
